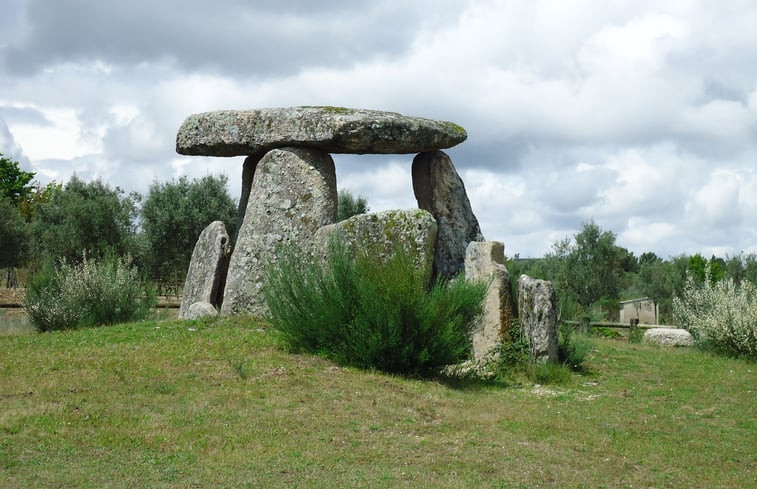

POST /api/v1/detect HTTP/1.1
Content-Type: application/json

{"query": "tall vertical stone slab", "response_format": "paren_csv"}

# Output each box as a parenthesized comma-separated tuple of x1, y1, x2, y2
(221, 147, 337, 317)
(233, 153, 263, 245)
(517, 275, 559, 363)
(179, 221, 231, 319)
(412, 150, 484, 280)
(465, 241, 517, 362)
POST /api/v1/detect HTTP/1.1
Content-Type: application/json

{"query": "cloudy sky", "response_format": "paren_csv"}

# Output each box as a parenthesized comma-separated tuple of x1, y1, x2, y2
(1, 0, 756, 258)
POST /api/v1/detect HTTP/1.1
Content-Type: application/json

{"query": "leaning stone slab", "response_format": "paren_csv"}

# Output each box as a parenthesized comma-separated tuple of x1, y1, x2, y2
(643, 328, 695, 347)
(465, 241, 517, 362)
(412, 150, 484, 280)
(176, 106, 467, 156)
(221, 147, 337, 317)
(312, 209, 437, 286)
(517, 275, 559, 364)
(179, 221, 231, 319)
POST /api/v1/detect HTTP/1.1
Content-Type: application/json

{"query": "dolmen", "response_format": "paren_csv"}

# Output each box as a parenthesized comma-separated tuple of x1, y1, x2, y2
(176, 106, 484, 318)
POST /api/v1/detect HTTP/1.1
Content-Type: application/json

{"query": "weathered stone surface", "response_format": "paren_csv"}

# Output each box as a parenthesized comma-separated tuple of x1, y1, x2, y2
(643, 328, 695, 347)
(186, 301, 218, 320)
(412, 150, 484, 280)
(221, 147, 337, 317)
(465, 241, 517, 362)
(312, 209, 437, 285)
(176, 106, 467, 156)
(517, 275, 559, 363)
(179, 221, 231, 319)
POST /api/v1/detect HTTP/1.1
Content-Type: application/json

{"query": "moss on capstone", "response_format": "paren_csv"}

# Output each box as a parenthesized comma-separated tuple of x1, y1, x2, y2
(445, 121, 467, 137)
(302, 106, 352, 114)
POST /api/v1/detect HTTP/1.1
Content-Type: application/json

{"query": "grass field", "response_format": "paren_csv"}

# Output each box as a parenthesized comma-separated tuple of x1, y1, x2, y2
(1, 316, 754, 488)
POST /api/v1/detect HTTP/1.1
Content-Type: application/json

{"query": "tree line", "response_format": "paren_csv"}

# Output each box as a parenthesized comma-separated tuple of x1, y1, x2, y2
(508, 220, 757, 324)
(1, 153, 372, 287)
(1, 152, 237, 285)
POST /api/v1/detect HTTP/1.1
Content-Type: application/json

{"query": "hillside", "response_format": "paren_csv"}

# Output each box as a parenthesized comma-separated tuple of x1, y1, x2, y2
(1, 317, 755, 488)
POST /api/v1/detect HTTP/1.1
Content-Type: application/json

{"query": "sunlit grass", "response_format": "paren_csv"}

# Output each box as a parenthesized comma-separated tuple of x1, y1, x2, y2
(1, 316, 754, 488)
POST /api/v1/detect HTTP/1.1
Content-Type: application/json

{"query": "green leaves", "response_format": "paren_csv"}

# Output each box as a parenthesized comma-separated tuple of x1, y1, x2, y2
(0, 153, 35, 206)
(141, 174, 236, 280)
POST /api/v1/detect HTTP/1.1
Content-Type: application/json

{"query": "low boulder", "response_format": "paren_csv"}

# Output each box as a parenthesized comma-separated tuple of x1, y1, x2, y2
(312, 209, 438, 285)
(186, 302, 218, 320)
(643, 328, 695, 347)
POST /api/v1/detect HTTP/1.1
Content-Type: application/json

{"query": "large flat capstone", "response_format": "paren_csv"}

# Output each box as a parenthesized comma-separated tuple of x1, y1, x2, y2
(176, 106, 467, 156)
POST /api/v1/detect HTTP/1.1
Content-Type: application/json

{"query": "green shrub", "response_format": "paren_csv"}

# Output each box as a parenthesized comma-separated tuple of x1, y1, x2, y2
(673, 273, 757, 358)
(263, 240, 486, 377)
(493, 320, 531, 375)
(557, 323, 591, 371)
(589, 326, 624, 339)
(25, 254, 154, 332)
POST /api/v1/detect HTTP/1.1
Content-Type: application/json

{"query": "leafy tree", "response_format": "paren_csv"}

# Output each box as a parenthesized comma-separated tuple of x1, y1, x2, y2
(548, 220, 632, 311)
(28, 176, 140, 265)
(687, 253, 724, 284)
(0, 153, 35, 206)
(17, 181, 58, 222)
(141, 174, 236, 281)
(0, 198, 27, 268)
(337, 189, 369, 221)
(725, 252, 757, 285)
(636, 254, 675, 321)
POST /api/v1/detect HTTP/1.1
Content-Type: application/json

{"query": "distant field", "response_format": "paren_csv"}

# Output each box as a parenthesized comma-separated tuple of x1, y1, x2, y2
(1, 317, 755, 488)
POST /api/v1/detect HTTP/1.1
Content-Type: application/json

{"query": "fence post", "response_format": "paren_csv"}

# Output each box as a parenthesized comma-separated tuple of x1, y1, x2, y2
(579, 316, 589, 334)
(629, 318, 639, 338)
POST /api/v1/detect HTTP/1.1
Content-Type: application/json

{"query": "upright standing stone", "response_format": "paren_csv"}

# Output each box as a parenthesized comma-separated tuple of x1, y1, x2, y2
(517, 275, 559, 363)
(179, 221, 231, 319)
(412, 150, 484, 280)
(465, 241, 517, 362)
(221, 147, 337, 317)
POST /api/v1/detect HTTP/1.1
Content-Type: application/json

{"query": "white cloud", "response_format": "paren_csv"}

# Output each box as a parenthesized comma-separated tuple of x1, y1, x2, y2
(1, 0, 756, 259)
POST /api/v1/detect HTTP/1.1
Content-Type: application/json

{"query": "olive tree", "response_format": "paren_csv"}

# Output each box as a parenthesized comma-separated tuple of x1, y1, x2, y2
(28, 176, 140, 265)
(140, 174, 236, 281)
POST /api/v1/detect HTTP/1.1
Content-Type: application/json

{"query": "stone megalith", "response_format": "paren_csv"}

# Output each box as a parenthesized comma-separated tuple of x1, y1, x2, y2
(176, 106, 467, 156)
(221, 147, 337, 317)
(179, 221, 231, 319)
(312, 209, 438, 286)
(517, 275, 559, 363)
(465, 241, 517, 362)
(412, 150, 484, 280)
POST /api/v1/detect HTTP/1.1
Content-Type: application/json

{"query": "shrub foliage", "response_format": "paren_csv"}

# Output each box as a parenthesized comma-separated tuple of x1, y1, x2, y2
(263, 241, 486, 376)
(25, 254, 154, 332)
(673, 272, 757, 358)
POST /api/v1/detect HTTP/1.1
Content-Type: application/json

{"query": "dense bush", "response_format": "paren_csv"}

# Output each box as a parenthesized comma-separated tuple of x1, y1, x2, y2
(25, 254, 154, 332)
(263, 241, 486, 377)
(673, 273, 757, 358)
(27, 176, 140, 265)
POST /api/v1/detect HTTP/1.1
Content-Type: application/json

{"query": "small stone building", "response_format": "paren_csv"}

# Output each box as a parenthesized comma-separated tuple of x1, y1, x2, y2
(618, 298, 658, 325)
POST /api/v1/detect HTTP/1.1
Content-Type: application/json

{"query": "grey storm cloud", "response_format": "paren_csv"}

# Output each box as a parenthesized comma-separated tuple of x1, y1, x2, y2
(1, 0, 460, 76)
